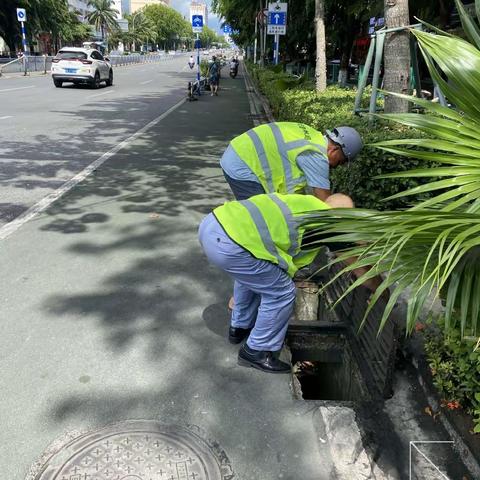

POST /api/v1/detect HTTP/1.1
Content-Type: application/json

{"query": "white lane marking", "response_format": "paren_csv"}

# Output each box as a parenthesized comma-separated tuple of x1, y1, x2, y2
(140, 80, 153, 85)
(87, 89, 114, 99)
(0, 85, 35, 93)
(0, 97, 187, 241)
(0, 116, 12, 120)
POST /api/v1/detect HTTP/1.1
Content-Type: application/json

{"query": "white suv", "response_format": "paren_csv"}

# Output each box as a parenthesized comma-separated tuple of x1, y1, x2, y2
(51, 47, 113, 89)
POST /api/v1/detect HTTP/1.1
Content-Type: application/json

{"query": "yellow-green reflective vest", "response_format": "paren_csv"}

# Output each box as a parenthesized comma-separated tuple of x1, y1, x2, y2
(230, 122, 328, 194)
(213, 193, 330, 277)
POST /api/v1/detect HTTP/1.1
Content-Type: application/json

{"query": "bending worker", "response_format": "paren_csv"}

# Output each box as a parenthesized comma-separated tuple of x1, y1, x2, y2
(198, 192, 382, 374)
(221, 122, 363, 201)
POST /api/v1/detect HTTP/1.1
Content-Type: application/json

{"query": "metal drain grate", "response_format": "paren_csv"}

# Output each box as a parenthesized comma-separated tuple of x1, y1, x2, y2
(324, 262, 398, 398)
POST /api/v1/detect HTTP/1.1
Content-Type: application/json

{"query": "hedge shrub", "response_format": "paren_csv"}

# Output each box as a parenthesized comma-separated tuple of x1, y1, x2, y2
(248, 64, 432, 210)
(423, 324, 480, 433)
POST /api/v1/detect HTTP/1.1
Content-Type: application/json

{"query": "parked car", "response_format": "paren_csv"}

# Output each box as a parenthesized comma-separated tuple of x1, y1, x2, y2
(51, 47, 113, 89)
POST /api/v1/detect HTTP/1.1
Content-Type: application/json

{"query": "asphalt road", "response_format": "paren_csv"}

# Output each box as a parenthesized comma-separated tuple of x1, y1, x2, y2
(0, 55, 193, 226)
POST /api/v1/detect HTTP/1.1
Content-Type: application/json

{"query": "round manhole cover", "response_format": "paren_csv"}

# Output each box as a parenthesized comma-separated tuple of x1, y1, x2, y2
(31, 421, 234, 480)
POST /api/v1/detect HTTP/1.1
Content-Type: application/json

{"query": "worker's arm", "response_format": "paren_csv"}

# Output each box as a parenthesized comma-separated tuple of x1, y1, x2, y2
(312, 187, 331, 201)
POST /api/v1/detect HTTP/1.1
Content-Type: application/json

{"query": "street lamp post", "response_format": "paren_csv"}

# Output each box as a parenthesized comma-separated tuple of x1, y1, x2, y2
(131, 12, 140, 52)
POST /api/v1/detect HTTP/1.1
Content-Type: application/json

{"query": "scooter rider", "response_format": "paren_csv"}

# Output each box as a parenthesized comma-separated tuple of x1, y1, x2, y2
(188, 55, 195, 69)
(229, 57, 239, 78)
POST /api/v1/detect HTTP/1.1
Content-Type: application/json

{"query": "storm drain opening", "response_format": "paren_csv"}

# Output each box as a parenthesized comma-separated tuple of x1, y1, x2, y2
(288, 331, 369, 402)
(288, 261, 399, 401)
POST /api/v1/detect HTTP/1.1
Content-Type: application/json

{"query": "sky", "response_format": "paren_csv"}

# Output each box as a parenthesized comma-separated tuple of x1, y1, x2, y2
(170, 0, 223, 34)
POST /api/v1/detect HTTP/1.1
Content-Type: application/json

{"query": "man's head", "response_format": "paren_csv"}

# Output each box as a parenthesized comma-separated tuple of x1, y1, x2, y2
(325, 127, 363, 168)
(212, 56, 217, 61)
(325, 193, 354, 209)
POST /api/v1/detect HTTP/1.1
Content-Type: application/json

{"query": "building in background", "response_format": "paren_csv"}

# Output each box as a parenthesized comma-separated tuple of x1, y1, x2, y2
(189, 1, 208, 26)
(68, 0, 94, 22)
(130, 0, 169, 13)
(122, 0, 131, 15)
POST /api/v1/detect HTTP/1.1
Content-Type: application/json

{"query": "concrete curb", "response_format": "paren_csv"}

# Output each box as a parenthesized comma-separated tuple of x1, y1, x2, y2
(242, 62, 274, 124)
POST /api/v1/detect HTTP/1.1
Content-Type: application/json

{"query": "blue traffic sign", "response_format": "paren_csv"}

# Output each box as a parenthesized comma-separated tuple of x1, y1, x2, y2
(192, 15, 203, 27)
(268, 11, 286, 25)
(16, 8, 27, 22)
(223, 24, 233, 34)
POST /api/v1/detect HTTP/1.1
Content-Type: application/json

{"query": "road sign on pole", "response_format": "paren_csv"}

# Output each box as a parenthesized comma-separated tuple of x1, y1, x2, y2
(16, 8, 27, 22)
(192, 15, 203, 33)
(17, 8, 29, 74)
(267, 2, 287, 35)
(267, 3, 287, 65)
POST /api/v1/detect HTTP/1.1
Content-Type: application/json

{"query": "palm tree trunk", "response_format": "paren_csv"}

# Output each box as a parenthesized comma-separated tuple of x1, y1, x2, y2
(383, 0, 410, 113)
(315, 0, 327, 92)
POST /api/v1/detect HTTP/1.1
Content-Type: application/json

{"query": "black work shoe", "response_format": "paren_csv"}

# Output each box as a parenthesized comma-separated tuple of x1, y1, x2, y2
(228, 327, 251, 344)
(238, 344, 290, 373)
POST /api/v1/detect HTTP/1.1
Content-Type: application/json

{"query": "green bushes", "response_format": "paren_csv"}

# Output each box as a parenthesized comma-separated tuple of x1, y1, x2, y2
(424, 325, 480, 432)
(248, 64, 431, 210)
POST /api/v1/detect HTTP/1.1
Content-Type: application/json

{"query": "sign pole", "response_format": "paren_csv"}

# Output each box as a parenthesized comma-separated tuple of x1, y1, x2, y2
(274, 33, 279, 65)
(21, 21, 28, 75)
(191, 14, 203, 94)
(196, 33, 201, 94)
(254, 16, 258, 64)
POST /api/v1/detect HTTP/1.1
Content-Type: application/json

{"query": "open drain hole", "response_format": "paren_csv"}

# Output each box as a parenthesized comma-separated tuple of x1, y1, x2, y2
(288, 332, 368, 402)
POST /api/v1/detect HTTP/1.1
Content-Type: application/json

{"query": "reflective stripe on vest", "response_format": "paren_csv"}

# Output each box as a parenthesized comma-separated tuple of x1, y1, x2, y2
(267, 193, 299, 257)
(242, 199, 289, 271)
(246, 129, 274, 192)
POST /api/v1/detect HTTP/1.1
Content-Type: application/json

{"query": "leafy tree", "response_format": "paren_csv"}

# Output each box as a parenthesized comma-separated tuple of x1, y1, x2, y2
(124, 12, 156, 51)
(59, 11, 94, 48)
(212, 0, 257, 50)
(0, 0, 73, 53)
(143, 3, 191, 50)
(326, 0, 382, 86)
(86, 0, 119, 41)
(199, 26, 220, 49)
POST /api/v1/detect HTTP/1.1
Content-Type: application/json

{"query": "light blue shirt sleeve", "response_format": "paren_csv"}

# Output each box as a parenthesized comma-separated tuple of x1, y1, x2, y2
(296, 150, 330, 189)
(220, 144, 260, 183)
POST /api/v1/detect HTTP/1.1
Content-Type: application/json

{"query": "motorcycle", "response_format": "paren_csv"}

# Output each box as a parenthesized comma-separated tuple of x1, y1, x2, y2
(229, 63, 238, 78)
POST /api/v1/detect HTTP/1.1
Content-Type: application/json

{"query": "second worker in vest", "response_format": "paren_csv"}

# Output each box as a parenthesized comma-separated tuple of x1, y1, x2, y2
(198, 193, 383, 374)
(221, 122, 363, 201)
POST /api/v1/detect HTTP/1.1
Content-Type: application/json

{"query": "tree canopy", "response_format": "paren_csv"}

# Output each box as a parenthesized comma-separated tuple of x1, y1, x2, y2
(143, 3, 191, 46)
(0, 0, 78, 53)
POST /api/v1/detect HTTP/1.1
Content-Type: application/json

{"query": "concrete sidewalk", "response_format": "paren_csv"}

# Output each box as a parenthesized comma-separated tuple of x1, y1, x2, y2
(0, 69, 334, 479)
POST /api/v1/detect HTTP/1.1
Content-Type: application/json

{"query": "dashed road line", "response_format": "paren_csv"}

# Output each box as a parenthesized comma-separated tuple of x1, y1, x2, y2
(87, 89, 114, 99)
(0, 85, 36, 93)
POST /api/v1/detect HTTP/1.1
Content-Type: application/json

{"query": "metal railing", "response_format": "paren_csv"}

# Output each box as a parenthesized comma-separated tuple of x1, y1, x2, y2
(0, 52, 188, 76)
(107, 52, 187, 66)
(0, 55, 52, 76)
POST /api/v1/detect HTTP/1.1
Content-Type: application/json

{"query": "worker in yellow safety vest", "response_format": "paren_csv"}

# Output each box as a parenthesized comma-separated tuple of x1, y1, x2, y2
(220, 122, 363, 201)
(198, 193, 382, 374)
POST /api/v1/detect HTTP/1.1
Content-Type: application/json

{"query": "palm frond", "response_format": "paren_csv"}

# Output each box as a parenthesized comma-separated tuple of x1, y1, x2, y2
(302, 210, 480, 337)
